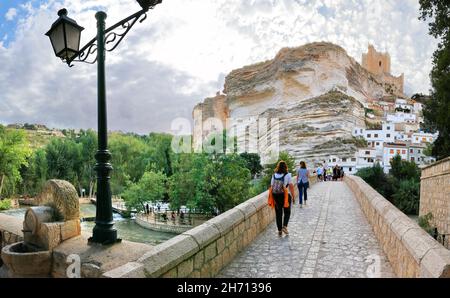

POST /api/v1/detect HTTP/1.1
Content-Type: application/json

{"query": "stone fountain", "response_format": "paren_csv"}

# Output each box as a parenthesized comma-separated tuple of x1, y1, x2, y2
(1, 180, 81, 278)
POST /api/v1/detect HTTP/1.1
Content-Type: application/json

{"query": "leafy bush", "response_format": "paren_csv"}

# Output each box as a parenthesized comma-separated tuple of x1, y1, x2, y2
(356, 164, 394, 199)
(418, 212, 435, 237)
(0, 199, 12, 211)
(357, 155, 421, 215)
(391, 179, 420, 215)
(122, 171, 167, 213)
(389, 155, 420, 181)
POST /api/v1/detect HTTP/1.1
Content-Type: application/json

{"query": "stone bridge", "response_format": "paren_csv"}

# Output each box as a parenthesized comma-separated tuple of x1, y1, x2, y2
(1, 160, 450, 278)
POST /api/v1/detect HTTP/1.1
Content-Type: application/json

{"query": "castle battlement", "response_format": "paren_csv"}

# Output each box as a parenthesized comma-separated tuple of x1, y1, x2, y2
(362, 44, 404, 95)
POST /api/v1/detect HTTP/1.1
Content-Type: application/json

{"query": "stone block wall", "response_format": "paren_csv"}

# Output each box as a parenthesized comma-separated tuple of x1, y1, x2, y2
(135, 216, 194, 234)
(104, 176, 317, 278)
(0, 214, 23, 267)
(345, 175, 450, 278)
(420, 157, 450, 249)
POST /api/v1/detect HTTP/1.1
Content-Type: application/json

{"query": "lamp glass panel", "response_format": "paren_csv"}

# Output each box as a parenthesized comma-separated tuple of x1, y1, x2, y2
(50, 23, 66, 55)
(65, 23, 81, 52)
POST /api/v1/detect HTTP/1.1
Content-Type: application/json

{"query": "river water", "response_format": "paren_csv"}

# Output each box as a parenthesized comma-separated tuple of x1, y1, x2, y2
(1, 204, 176, 246)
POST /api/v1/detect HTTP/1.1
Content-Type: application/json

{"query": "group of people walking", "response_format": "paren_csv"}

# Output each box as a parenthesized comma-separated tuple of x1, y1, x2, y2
(268, 160, 345, 237)
(316, 162, 344, 182)
(268, 160, 310, 237)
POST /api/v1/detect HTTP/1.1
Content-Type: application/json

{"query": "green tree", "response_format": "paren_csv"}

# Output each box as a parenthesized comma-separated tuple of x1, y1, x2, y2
(75, 130, 97, 198)
(169, 153, 252, 214)
(0, 125, 32, 197)
(109, 133, 149, 194)
(389, 154, 420, 181)
(122, 171, 166, 212)
(419, 0, 450, 160)
(239, 152, 263, 177)
(168, 153, 198, 211)
(392, 179, 420, 215)
(45, 138, 82, 193)
(208, 154, 251, 213)
(144, 133, 174, 177)
(19, 149, 48, 196)
(356, 164, 394, 199)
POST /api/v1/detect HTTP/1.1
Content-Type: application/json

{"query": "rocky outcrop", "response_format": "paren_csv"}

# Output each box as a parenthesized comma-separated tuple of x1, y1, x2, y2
(193, 42, 403, 164)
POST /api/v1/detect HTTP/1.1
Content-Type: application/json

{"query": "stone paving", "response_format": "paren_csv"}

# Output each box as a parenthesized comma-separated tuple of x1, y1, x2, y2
(218, 181, 395, 278)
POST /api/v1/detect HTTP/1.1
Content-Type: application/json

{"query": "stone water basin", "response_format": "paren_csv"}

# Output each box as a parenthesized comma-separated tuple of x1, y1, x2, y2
(1, 242, 52, 277)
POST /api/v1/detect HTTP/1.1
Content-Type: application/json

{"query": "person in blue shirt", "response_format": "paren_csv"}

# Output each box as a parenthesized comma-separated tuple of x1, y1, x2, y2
(316, 166, 323, 181)
(297, 161, 310, 208)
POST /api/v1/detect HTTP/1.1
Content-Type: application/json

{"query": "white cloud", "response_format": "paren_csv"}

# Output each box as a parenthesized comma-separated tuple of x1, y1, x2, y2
(5, 8, 18, 21)
(0, 0, 439, 133)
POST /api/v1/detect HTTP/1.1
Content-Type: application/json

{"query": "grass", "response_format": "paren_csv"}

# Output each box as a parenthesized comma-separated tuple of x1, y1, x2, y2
(0, 199, 12, 211)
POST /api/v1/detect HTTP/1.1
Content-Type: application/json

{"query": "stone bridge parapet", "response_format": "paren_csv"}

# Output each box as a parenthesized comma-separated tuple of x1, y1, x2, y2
(103, 176, 317, 278)
(345, 175, 450, 278)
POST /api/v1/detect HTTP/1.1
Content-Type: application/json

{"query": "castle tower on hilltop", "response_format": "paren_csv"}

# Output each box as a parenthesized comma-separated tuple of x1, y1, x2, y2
(362, 44, 404, 96)
(362, 44, 391, 76)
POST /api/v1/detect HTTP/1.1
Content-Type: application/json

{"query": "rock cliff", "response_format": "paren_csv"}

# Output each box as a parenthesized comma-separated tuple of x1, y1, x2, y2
(193, 42, 404, 164)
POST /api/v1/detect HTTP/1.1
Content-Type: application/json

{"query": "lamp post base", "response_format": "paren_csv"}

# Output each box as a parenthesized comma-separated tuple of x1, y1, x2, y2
(89, 225, 121, 245)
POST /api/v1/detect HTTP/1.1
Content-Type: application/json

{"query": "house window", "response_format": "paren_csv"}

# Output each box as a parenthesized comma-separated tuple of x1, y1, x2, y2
(376, 142, 380, 146)
(351, 158, 356, 162)
(411, 157, 415, 162)
(418, 150, 421, 154)
(387, 134, 391, 138)
(390, 149, 394, 154)
(342, 158, 347, 162)
(360, 129, 363, 133)
(367, 134, 371, 138)
(397, 150, 401, 154)
(374, 134, 378, 138)
(402, 150, 406, 154)
(387, 126, 390, 130)
(349, 167, 352, 172)
(332, 158, 336, 162)
(379, 61, 382, 67)
(410, 149, 413, 153)
(365, 151, 370, 155)
(355, 130, 357, 134)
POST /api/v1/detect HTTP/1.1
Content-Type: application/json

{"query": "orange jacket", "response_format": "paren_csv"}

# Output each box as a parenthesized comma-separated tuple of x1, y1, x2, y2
(268, 187, 289, 208)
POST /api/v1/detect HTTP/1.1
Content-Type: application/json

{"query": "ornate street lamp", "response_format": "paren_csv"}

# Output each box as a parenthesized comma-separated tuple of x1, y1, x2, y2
(45, 0, 163, 245)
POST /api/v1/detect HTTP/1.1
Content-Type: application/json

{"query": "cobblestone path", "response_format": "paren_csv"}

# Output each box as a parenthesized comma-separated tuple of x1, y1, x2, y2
(218, 181, 395, 278)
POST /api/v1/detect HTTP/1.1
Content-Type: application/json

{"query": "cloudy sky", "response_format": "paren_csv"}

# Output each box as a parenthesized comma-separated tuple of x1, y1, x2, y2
(0, 0, 438, 134)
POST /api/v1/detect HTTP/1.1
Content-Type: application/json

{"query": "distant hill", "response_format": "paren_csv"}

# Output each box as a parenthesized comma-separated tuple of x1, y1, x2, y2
(5, 123, 66, 150)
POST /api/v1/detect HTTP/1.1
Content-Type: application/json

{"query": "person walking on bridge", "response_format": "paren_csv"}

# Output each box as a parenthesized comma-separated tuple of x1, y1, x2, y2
(297, 161, 310, 208)
(268, 161, 295, 237)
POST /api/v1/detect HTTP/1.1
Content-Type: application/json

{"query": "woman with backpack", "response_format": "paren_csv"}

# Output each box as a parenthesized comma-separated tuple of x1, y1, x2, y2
(297, 161, 310, 208)
(268, 160, 295, 236)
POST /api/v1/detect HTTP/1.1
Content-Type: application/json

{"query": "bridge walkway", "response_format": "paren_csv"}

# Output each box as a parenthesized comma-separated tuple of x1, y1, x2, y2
(218, 181, 395, 278)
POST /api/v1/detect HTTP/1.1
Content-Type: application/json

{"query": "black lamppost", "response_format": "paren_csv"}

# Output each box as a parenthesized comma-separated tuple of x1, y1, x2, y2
(45, 0, 163, 245)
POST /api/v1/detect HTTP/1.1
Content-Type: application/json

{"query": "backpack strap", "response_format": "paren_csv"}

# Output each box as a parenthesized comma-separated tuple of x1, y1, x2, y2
(282, 173, 288, 187)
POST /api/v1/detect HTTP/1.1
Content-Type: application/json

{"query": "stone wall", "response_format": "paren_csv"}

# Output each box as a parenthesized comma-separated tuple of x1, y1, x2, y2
(103, 176, 316, 278)
(0, 214, 23, 266)
(420, 157, 450, 249)
(345, 175, 450, 278)
(135, 216, 193, 234)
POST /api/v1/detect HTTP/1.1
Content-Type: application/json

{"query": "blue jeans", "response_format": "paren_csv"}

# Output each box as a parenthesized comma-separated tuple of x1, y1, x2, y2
(297, 181, 309, 204)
